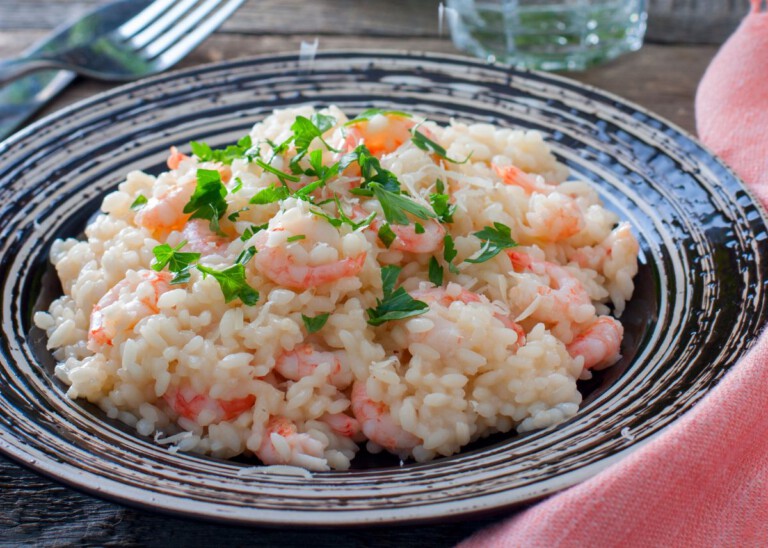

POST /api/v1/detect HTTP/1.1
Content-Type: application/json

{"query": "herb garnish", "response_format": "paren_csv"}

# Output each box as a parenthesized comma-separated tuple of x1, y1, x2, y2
(151, 241, 201, 284)
(249, 184, 290, 205)
(377, 223, 397, 248)
(443, 234, 460, 274)
(367, 265, 429, 326)
(190, 135, 254, 165)
(428, 256, 443, 287)
(197, 263, 259, 305)
(130, 195, 148, 210)
(301, 313, 330, 334)
(465, 222, 518, 264)
(183, 169, 229, 235)
(286, 235, 306, 243)
(429, 192, 455, 224)
(370, 184, 436, 226)
(411, 128, 471, 164)
(240, 223, 268, 242)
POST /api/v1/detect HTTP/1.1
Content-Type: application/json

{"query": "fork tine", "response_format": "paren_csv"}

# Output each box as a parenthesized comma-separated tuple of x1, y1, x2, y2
(143, 0, 228, 59)
(128, 0, 200, 50)
(153, 0, 244, 66)
(116, 0, 176, 39)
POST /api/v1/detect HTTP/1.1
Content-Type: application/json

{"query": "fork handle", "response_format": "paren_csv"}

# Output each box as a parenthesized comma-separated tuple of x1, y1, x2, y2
(0, 57, 63, 87)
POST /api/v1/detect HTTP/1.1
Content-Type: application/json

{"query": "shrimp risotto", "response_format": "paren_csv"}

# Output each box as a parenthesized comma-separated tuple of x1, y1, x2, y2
(35, 106, 639, 471)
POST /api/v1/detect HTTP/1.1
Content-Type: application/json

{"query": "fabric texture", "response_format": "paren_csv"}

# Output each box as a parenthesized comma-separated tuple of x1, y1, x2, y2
(461, 3, 768, 546)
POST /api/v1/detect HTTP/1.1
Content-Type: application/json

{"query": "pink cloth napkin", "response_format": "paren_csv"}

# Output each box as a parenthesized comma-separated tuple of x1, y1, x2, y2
(460, 3, 768, 546)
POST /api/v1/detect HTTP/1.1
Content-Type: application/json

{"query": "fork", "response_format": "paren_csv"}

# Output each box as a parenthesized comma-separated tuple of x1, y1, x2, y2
(0, 0, 244, 85)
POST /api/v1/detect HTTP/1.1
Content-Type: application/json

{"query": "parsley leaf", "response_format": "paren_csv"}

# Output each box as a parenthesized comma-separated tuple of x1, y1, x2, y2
(301, 313, 330, 334)
(255, 158, 301, 184)
(286, 235, 306, 242)
(366, 265, 429, 326)
(130, 194, 148, 210)
(197, 263, 259, 305)
(183, 169, 229, 235)
(231, 177, 244, 194)
(190, 135, 254, 165)
(235, 246, 257, 265)
(371, 183, 436, 226)
(342, 145, 401, 193)
(240, 223, 268, 242)
(411, 129, 471, 164)
(443, 234, 460, 274)
(377, 223, 396, 248)
(310, 200, 375, 230)
(249, 184, 290, 205)
(465, 222, 518, 264)
(414, 222, 425, 234)
(151, 240, 201, 285)
(428, 257, 444, 287)
(429, 192, 456, 224)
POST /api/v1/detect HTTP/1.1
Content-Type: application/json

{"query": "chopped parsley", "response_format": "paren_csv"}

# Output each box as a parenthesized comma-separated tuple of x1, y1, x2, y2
(254, 158, 301, 184)
(310, 199, 376, 230)
(286, 235, 306, 243)
(235, 246, 257, 265)
(190, 135, 254, 165)
(197, 263, 259, 305)
(302, 313, 330, 334)
(151, 241, 201, 284)
(231, 177, 244, 194)
(367, 265, 429, 326)
(465, 222, 518, 264)
(183, 169, 229, 235)
(411, 128, 471, 164)
(428, 256, 443, 287)
(429, 192, 455, 224)
(240, 223, 268, 242)
(249, 184, 290, 205)
(377, 223, 397, 248)
(443, 234, 459, 274)
(414, 222, 425, 234)
(130, 194, 148, 210)
(370, 184, 436, 226)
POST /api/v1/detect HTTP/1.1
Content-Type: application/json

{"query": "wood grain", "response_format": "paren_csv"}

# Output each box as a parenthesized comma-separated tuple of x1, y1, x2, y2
(0, 0, 718, 544)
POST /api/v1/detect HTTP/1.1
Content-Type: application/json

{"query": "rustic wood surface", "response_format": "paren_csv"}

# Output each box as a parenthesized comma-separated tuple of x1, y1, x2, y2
(0, 0, 723, 545)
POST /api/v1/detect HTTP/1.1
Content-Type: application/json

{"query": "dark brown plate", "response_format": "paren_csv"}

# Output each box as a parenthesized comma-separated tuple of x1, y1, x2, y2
(1, 51, 767, 526)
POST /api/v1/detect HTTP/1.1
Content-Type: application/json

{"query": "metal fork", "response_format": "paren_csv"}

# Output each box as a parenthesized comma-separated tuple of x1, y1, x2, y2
(0, 0, 244, 85)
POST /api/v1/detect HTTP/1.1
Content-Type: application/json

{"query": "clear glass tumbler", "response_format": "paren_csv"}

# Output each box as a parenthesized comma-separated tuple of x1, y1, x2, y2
(445, 0, 647, 71)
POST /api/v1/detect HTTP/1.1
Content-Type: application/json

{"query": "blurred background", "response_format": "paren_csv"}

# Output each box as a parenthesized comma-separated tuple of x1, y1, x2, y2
(0, 0, 747, 133)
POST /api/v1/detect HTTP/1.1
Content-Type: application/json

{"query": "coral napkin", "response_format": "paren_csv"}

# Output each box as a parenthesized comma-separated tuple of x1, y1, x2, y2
(460, 3, 768, 546)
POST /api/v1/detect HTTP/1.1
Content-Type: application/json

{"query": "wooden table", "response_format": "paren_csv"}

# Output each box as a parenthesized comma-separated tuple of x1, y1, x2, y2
(0, 1, 721, 545)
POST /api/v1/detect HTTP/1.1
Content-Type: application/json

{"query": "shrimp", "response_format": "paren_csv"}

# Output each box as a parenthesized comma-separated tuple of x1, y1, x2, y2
(274, 343, 353, 389)
(370, 217, 445, 254)
(88, 270, 172, 351)
(493, 163, 560, 195)
(342, 112, 416, 157)
(180, 219, 229, 256)
(351, 381, 419, 455)
(507, 250, 595, 334)
(255, 416, 327, 469)
(163, 385, 255, 425)
(320, 412, 361, 439)
(411, 286, 526, 347)
(252, 200, 366, 289)
(525, 192, 585, 242)
(135, 178, 196, 232)
(137, 151, 232, 231)
(166, 146, 189, 170)
(567, 316, 623, 370)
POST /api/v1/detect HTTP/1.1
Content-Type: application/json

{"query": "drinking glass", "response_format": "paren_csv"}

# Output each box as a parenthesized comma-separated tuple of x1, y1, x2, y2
(445, 0, 648, 71)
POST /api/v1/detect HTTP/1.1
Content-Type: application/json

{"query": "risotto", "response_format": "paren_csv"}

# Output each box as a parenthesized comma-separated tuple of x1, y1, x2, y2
(35, 106, 639, 471)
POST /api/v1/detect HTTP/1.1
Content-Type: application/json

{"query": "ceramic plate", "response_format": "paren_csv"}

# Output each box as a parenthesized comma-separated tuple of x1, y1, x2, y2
(1, 52, 767, 526)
